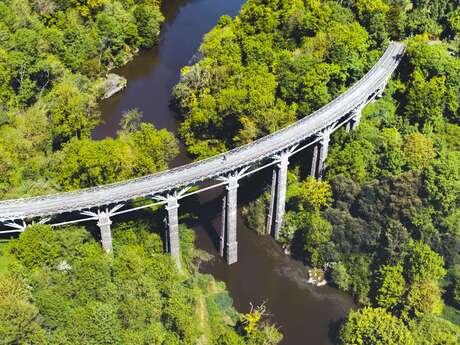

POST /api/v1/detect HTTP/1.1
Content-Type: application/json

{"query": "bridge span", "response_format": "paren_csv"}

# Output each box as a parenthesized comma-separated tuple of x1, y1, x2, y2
(0, 42, 405, 267)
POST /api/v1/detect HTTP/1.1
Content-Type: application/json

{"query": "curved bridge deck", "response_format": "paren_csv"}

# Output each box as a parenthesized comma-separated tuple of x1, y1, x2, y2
(0, 42, 405, 222)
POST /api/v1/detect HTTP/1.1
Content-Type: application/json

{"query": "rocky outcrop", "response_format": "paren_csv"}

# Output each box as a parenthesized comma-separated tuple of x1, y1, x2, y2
(307, 268, 327, 287)
(102, 73, 127, 99)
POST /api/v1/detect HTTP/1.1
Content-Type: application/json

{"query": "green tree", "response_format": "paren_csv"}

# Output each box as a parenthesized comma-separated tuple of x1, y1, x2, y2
(51, 137, 135, 190)
(402, 280, 444, 320)
(404, 241, 446, 284)
(403, 132, 436, 170)
(0, 278, 46, 345)
(374, 264, 406, 312)
(46, 78, 100, 149)
(9, 224, 60, 269)
(422, 151, 460, 214)
(134, 4, 163, 49)
(119, 108, 142, 133)
(339, 307, 414, 345)
(302, 212, 334, 267)
(51, 124, 178, 190)
(345, 254, 372, 305)
(412, 314, 460, 345)
(288, 176, 332, 211)
(330, 262, 351, 291)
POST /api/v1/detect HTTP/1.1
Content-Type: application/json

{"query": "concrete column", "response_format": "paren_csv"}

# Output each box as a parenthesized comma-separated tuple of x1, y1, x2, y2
(266, 169, 277, 235)
(219, 195, 226, 258)
(97, 212, 113, 253)
(166, 197, 181, 269)
(310, 144, 319, 177)
(351, 110, 362, 130)
(225, 177, 239, 265)
(274, 154, 289, 241)
(318, 131, 331, 179)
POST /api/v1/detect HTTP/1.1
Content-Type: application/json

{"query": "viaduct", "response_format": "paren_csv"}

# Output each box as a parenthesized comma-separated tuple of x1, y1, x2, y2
(0, 42, 406, 268)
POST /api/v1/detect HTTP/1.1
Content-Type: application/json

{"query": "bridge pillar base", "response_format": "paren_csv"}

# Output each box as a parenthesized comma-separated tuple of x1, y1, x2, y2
(166, 197, 181, 269)
(97, 212, 113, 253)
(226, 241, 238, 265)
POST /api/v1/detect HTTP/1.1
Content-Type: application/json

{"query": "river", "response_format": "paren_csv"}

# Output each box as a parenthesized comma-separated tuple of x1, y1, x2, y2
(93, 0, 354, 344)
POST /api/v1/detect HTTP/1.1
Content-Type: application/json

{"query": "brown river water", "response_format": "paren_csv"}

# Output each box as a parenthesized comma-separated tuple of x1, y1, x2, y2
(93, 0, 354, 344)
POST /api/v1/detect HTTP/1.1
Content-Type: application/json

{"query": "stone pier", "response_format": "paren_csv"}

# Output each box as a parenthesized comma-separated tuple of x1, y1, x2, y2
(310, 144, 319, 177)
(97, 211, 113, 253)
(166, 197, 181, 269)
(274, 154, 289, 240)
(266, 169, 277, 235)
(225, 176, 239, 264)
(318, 130, 331, 179)
(351, 110, 362, 130)
(219, 195, 226, 258)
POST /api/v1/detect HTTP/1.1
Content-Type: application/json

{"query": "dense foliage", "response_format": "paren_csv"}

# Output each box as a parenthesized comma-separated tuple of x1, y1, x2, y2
(0, 222, 282, 344)
(0, 0, 176, 198)
(172, 0, 378, 159)
(0, 1, 284, 344)
(174, 0, 460, 343)
(1, 0, 460, 343)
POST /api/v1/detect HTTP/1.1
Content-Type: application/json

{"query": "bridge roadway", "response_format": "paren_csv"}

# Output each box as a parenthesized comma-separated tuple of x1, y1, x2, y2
(0, 42, 405, 222)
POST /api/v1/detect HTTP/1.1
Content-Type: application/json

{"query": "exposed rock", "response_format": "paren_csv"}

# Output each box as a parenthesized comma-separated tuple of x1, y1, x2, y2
(307, 267, 327, 287)
(282, 244, 291, 255)
(102, 73, 127, 99)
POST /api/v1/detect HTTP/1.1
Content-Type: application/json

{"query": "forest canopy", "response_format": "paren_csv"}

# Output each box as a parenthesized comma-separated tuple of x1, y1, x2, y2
(0, 0, 175, 199)
(0, 0, 460, 344)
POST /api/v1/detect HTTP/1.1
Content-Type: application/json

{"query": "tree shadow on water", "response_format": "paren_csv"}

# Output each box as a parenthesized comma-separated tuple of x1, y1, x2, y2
(328, 318, 345, 344)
